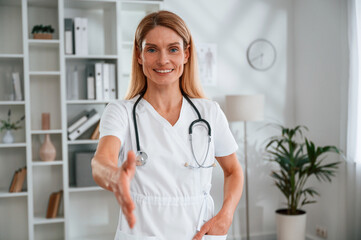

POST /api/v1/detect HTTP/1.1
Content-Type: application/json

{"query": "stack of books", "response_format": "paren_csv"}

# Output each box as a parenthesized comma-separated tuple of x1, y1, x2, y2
(68, 109, 100, 141)
(9, 166, 27, 193)
(46, 190, 63, 218)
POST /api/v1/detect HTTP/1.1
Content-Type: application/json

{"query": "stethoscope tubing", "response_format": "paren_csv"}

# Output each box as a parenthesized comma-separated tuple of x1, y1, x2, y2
(132, 91, 215, 168)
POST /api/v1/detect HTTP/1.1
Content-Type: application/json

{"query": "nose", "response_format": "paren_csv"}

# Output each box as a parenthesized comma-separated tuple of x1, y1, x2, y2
(157, 50, 170, 66)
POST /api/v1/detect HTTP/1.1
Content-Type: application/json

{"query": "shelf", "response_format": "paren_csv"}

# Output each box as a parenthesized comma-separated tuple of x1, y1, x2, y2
(122, 0, 163, 8)
(29, 71, 61, 76)
(64, 0, 116, 10)
(0, 101, 25, 105)
(0, 53, 23, 58)
(68, 140, 99, 145)
(0, 190, 27, 198)
(67, 100, 114, 105)
(28, 39, 60, 45)
(31, 129, 62, 134)
(69, 186, 103, 193)
(32, 161, 63, 166)
(0, 143, 26, 148)
(0, 0, 22, 6)
(33, 216, 65, 225)
(28, 0, 58, 8)
(69, 234, 115, 240)
(65, 55, 118, 60)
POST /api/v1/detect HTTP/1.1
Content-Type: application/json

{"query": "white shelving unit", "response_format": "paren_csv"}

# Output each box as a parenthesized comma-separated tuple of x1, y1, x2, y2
(0, 0, 163, 239)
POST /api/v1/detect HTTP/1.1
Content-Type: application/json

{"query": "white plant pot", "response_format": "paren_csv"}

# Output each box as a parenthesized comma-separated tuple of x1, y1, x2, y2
(2, 130, 14, 144)
(276, 209, 306, 240)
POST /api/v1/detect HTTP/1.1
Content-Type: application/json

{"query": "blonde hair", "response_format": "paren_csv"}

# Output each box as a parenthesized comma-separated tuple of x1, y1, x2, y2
(125, 10, 205, 100)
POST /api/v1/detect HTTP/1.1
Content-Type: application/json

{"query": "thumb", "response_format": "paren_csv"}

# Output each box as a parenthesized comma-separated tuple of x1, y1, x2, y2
(123, 151, 136, 177)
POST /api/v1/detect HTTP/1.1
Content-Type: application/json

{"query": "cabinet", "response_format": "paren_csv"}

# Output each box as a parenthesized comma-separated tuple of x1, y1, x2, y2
(0, 0, 163, 239)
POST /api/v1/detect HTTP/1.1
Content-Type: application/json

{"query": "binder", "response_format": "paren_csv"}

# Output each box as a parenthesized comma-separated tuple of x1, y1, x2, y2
(64, 18, 74, 54)
(74, 17, 82, 55)
(102, 63, 110, 100)
(68, 111, 100, 140)
(67, 109, 96, 133)
(109, 63, 116, 100)
(81, 18, 88, 55)
(86, 64, 95, 100)
(12, 72, 22, 101)
(71, 67, 79, 100)
(95, 63, 103, 100)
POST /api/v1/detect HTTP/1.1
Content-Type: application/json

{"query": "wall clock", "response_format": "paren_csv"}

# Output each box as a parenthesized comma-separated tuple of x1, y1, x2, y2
(247, 39, 276, 71)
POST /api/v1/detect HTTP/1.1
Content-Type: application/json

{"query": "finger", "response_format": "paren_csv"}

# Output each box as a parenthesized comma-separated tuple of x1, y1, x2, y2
(115, 191, 136, 228)
(120, 201, 136, 228)
(115, 191, 133, 215)
(193, 223, 210, 240)
(126, 211, 136, 228)
(119, 175, 135, 211)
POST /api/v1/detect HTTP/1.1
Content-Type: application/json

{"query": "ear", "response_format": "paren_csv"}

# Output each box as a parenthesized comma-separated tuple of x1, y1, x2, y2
(183, 45, 190, 64)
(137, 47, 143, 65)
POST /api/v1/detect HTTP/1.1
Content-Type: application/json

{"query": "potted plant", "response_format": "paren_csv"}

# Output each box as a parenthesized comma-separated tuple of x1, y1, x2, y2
(0, 109, 25, 144)
(265, 125, 342, 240)
(31, 24, 55, 39)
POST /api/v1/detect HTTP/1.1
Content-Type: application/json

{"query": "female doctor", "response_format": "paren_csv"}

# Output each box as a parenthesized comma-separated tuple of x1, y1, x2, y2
(91, 10, 244, 240)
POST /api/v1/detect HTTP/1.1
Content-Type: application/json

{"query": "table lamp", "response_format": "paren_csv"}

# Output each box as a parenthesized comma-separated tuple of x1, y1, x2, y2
(226, 94, 265, 240)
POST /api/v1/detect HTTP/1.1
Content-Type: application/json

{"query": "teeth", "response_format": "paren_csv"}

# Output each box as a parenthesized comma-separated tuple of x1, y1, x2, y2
(155, 69, 172, 73)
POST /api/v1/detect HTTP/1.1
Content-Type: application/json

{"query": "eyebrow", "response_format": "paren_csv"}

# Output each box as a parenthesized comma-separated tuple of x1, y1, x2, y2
(144, 42, 181, 47)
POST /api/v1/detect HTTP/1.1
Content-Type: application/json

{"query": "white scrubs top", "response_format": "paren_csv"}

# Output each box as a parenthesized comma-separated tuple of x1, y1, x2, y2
(99, 95, 238, 240)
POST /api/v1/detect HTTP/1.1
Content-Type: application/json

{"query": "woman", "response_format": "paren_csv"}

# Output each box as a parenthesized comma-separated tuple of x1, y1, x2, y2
(91, 10, 244, 240)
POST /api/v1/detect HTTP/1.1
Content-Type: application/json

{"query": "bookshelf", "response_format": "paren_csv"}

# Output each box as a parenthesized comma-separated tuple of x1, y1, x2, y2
(0, 0, 163, 239)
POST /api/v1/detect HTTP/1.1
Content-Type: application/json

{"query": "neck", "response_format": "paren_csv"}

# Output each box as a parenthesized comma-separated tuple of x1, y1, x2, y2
(143, 83, 183, 112)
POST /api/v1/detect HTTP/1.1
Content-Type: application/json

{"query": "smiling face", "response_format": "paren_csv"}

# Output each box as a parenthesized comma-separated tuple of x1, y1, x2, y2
(137, 26, 189, 88)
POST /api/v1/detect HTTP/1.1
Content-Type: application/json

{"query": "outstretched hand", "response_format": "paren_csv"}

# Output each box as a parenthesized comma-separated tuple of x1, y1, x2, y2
(111, 151, 137, 228)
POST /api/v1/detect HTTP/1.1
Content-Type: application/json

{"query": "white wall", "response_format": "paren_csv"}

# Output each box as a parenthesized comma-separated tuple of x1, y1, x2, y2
(164, 0, 348, 239)
(293, 0, 348, 239)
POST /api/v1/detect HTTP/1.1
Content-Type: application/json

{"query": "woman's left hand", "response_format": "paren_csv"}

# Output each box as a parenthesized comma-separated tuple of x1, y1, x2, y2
(192, 211, 232, 240)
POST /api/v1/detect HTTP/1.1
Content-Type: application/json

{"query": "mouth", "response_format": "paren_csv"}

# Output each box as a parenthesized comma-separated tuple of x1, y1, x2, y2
(154, 69, 174, 74)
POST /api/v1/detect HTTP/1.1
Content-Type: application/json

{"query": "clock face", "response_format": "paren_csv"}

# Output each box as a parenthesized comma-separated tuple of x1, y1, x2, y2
(247, 39, 276, 71)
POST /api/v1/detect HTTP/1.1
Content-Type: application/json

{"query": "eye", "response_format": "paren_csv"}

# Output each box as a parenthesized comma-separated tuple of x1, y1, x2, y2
(169, 47, 179, 53)
(146, 48, 156, 53)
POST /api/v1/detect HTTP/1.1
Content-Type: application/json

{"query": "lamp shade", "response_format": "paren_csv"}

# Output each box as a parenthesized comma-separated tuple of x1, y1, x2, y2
(226, 95, 264, 122)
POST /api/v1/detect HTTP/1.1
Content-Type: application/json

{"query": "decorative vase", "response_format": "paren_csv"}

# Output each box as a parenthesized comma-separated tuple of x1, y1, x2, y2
(39, 134, 56, 161)
(276, 209, 307, 240)
(2, 130, 14, 144)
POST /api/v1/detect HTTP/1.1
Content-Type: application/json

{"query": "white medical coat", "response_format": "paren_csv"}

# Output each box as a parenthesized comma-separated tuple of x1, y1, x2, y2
(99, 96, 238, 240)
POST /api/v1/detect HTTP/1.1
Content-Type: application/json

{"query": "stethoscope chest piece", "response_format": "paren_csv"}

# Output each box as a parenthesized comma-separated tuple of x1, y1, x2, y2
(136, 151, 148, 166)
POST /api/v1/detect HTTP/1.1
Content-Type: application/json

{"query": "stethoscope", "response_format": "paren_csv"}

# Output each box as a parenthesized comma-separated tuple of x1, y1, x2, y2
(132, 91, 216, 169)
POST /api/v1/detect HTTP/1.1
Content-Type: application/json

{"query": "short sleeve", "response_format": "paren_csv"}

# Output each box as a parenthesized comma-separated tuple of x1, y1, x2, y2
(99, 101, 129, 144)
(213, 102, 238, 157)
